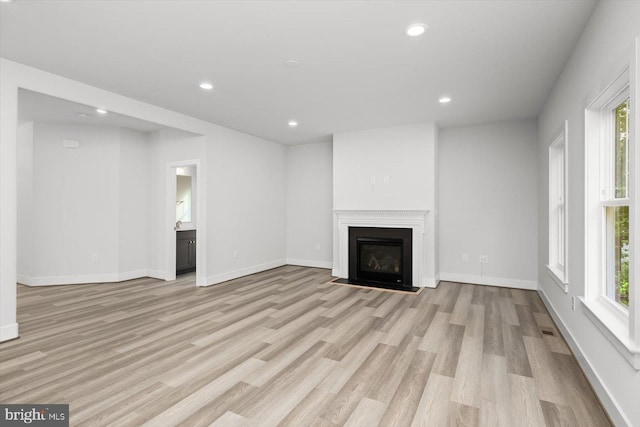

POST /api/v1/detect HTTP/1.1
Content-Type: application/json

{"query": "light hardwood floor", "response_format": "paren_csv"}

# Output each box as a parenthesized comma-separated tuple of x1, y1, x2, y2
(0, 266, 610, 426)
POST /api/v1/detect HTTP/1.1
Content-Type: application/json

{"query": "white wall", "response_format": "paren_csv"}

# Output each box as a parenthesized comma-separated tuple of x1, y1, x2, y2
(28, 123, 121, 282)
(207, 129, 287, 284)
(439, 119, 538, 289)
(16, 123, 152, 284)
(537, 2, 640, 425)
(118, 127, 151, 276)
(332, 122, 439, 284)
(333, 122, 437, 210)
(16, 122, 34, 279)
(286, 141, 333, 269)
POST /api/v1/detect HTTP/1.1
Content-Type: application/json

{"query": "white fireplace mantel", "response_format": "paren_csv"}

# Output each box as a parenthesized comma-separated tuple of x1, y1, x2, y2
(332, 209, 438, 288)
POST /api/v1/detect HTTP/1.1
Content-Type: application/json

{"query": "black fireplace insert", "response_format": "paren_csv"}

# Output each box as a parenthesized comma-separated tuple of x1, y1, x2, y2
(348, 227, 412, 289)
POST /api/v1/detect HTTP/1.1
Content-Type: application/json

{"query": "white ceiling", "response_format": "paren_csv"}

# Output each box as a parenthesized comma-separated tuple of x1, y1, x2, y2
(18, 89, 168, 133)
(1, 1, 597, 145)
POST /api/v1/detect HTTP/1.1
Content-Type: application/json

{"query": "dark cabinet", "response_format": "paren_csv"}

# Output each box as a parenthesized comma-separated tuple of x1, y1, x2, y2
(176, 230, 196, 275)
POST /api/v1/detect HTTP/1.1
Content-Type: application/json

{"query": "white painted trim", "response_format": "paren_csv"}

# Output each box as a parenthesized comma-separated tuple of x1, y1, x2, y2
(203, 259, 286, 287)
(439, 272, 537, 290)
(546, 264, 569, 293)
(0, 323, 19, 342)
(286, 259, 333, 269)
(333, 209, 435, 287)
(538, 287, 631, 427)
(117, 269, 152, 282)
(548, 120, 569, 285)
(146, 269, 165, 280)
(423, 273, 440, 288)
(581, 297, 640, 370)
(17, 270, 153, 286)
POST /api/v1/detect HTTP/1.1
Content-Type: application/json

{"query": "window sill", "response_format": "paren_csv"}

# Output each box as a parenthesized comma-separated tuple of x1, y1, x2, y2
(580, 297, 640, 370)
(546, 264, 568, 293)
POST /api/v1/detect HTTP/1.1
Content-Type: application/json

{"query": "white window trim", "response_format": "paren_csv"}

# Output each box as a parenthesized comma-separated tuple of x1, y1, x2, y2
(547, 120, 569, 293)
(584, 52, 639, 369)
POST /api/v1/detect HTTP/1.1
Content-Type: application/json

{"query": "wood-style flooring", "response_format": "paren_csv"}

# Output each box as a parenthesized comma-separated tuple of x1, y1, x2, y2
(0, 266, 610, 426)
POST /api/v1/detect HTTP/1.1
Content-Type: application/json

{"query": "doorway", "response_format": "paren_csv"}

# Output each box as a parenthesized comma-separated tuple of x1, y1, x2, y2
(165, 160, 204, 284)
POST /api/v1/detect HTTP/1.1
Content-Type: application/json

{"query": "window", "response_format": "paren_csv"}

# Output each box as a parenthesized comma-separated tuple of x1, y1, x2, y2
(604, 98, 630, 307)
(584, 64, 638, 369)
(548, 121, 568, 291)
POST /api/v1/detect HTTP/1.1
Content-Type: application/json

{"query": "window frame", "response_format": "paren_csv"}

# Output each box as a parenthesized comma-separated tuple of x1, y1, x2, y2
(600, 92, 630, 309)
(547, 120, 569, 292)
(584, 61, 640, 369)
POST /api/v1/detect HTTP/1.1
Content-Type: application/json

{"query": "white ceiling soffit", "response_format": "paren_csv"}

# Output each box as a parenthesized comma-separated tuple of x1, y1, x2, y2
(18, 89, 168, 133)
(1, 1, 597, 145)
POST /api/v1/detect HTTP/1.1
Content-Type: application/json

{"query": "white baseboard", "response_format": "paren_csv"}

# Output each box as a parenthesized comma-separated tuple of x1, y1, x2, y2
(18, 269, 151, 286)
(203, 259, 286, 287)
(421, 274, 440, 288)
(438, 272, 537, 290)
(0, 323, 19, 342)
(286, 258, 332, 269)
(146, 269, 166, 280)
(537, 287, 629, 427)
(116, 269, 149, 282)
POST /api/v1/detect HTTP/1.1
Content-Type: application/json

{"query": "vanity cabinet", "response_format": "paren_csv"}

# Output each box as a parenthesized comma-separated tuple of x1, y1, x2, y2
(176, 230, 196, 275)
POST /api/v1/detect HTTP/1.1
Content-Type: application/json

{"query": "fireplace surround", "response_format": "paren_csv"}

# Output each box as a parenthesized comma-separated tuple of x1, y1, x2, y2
(333, 210, 437, 288)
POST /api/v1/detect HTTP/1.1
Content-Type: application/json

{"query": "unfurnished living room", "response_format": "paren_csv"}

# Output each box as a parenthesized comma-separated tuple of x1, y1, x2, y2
(0, 1, 638, 426)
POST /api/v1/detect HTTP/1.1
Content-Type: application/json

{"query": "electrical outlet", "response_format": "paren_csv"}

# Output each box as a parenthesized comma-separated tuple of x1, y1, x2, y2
(480, 255, 488, 264)
(233, 250, 239, 259)
(92, 253, 99, 263)
(571, 296, 576, 311)
(462, 253, 468, 262)
(315, 244, 321, 251)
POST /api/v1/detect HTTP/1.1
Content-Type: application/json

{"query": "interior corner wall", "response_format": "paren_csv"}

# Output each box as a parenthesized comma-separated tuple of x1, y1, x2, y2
(438, 118, 538, 289)
(536, 1, 640, 425)
(16, 123, 152, 285)
(285, 141, 333, 269)
(27, 123, 121, 283)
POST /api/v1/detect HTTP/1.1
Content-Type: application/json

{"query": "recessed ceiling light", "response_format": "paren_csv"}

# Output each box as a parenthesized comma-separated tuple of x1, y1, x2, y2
(288, 120, 298, 128)
(285, 59, 300, 68)
(406, 24, 427, 37)
(439, 97, 452, 104)
(0, 0, 15, 4)
(96, 108, 108, 114)
(199, 82, 214, 90)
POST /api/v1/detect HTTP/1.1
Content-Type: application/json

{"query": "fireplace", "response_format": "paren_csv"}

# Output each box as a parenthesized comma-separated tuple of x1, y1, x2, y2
(348, 227, 412, 289)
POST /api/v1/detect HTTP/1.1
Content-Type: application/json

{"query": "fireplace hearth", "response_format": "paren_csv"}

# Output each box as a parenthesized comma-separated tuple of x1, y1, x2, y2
(347, 227, 413, 290)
